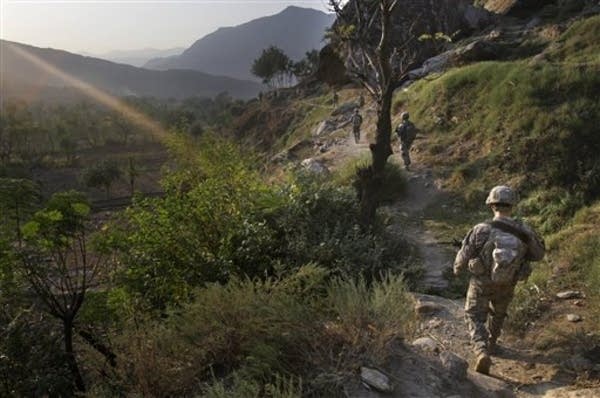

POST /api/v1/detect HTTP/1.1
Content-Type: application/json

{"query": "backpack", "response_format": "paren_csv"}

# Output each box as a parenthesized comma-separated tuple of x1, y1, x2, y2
(397, 122, 417, 144)
(482, 220, 529, 284)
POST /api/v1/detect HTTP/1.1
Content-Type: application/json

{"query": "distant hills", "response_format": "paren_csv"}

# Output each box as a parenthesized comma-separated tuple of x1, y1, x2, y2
(83, 47, 186, 67)
(145, 6, 335, 81)
(0, 40, 262, 102)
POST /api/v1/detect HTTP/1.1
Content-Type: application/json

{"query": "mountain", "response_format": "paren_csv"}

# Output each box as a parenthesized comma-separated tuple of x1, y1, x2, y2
(0, 40, 262, 101)
(145, 6, 335, 81)
(84, 47, 186, 67)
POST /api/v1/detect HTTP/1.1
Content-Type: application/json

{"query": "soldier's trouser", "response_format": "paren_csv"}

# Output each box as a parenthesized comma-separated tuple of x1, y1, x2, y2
(353, 128, 361, 143)
(465, 279, 515, 355)
(400, 142, 412, 166)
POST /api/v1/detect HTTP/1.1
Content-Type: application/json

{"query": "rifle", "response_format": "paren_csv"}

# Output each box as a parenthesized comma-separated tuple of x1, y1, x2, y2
(437, 238, 462, 248)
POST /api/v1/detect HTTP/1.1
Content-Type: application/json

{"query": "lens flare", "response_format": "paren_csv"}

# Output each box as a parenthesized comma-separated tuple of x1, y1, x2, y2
(4, 42, 168, 140)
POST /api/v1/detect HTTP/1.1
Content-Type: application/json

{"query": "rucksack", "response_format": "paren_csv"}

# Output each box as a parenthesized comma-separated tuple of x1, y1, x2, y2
(482, 220, 529, 284)
(397, 122, 417, 144)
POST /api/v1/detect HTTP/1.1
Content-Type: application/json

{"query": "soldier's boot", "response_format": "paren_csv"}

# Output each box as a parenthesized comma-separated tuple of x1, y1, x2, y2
(475, 353, 492, 375)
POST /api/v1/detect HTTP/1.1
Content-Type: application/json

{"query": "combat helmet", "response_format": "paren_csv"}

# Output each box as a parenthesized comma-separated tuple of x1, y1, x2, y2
(401, 111, 410, 120)
(485, 185, 517, 206)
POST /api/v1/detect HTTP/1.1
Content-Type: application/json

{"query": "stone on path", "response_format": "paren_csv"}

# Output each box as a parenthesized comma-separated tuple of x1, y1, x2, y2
(300, 158, 329, 174)
(468, 370, 516, 398)
(566, 313, 582, 322)
(556, 290, 585, 300)
(415, 300, 445, 316)
(412, 337, 439, 352)
(542, 387, 600, 398)
(564, 354, 594, 372)
(440, 351, 468, 379)
(360, 366, 394, 393)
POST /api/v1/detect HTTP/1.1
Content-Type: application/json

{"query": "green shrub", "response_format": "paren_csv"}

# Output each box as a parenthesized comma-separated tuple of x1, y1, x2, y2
(107, 268, 415, 397)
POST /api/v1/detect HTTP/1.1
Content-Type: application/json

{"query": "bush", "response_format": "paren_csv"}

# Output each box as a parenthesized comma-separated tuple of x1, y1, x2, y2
(109, 138, 417, 310)
(106, 267, 415, 397)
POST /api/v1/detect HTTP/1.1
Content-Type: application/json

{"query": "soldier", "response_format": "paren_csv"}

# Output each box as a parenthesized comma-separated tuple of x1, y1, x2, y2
(395, 112, 418, 170)
(351, 108, 363, 144)
(454, 186, 545, 375)
(358, 93, 365, 108)
(332, 91, 339, 109)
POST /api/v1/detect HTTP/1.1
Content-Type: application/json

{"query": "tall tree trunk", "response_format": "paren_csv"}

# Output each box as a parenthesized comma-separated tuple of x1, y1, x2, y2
(64, 317, 86, 392)
(357, 88, 394, 226)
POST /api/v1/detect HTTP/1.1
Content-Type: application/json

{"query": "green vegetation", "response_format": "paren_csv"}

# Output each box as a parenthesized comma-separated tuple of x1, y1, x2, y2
(397, 15, 600, 341)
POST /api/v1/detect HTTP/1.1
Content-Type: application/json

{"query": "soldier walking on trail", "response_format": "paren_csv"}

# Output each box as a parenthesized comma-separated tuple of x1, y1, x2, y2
(395, 112, 417, 170)
(332, 91, 339, 109)
(453, 186, 545, 375)
(351, 108, 363, 144)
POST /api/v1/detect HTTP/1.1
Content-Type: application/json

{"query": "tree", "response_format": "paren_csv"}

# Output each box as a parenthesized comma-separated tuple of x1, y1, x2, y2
(20, 191, 106, 393)
(0, 178, 41, 246)
(292, 50, 320, 81)
(81, 160, 122, 199)
(251, 46, 292, 89)
(328, 0, 420, 225)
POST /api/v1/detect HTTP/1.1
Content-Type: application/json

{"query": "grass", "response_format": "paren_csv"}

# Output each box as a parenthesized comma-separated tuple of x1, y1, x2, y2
(103, 267, 416, 397)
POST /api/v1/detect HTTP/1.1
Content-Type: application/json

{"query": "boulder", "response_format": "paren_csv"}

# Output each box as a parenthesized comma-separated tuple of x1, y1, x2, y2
(450, 40, 501, 65)
(556, 290, 585, 300)
(300, 158, 329, 174)
(566, 313, 582, 322)
(415, 300, 445, 316)
(468, 370, 516, 398)
(564, 354, 594, 372)
(440, 351, 469, 379)
(360, 366, 394, 393)
(331, 102, 358, 116)
(314, 120, 336, 136)
(412, 337, 439, 352)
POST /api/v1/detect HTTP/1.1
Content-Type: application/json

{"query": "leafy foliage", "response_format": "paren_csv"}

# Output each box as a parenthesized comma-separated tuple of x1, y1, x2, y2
(251, 46, 293, 88)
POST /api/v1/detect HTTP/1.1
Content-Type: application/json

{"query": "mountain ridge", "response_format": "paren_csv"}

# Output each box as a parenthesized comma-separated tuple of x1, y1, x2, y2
(145, 6, 335, 81)
(0, 39, 262, 101)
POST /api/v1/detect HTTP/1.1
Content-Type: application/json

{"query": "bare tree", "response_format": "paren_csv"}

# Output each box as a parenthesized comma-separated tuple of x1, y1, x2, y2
(329, 0, 420, 225)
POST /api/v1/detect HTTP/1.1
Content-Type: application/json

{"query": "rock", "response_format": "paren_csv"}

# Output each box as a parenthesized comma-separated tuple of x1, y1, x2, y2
(314, 120, 336, 136)
(360, 366, 394, 393)
(300, 158, 329, 174)
(412, 337, 438, 351)
(440, 351, 468, 379)
(451, 40, 500, 65)
(526, 16, 542, 29)
(556, 290, 585, 300)
(415, 300, 445, 316)
(331, 102, 357, 116)
(468, 370, 516, 398)
(566, 313, 582, 322)
(542, 387, 600, 398)
(564, 354, 594, 372)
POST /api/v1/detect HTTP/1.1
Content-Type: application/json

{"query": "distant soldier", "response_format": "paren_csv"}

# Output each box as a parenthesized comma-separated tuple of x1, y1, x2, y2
(332, 91, 339, 109)
(454, 186, 545, 375)
(395, 112, 418, 170)
(351, 108, 363, 144)
(358, 94, 365, 108)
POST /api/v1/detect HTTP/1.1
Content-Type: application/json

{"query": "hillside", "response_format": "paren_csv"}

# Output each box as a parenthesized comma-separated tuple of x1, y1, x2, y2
(144, 6, 335, 81)
(0, 40, 262, 101)
(219, 4, 600, 396)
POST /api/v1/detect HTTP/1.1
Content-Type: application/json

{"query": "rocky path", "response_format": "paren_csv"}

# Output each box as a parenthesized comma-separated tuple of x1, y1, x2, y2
(309, 101, 598, 397)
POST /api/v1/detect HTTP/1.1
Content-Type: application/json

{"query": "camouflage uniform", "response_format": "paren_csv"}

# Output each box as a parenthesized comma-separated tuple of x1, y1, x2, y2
(352, 111, 363, 144)
(396, 119, 417, 169)
(454, 216, 545, 356)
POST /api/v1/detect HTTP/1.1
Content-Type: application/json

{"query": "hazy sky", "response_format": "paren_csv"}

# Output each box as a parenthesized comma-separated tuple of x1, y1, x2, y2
(1, 0, 331, 54)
